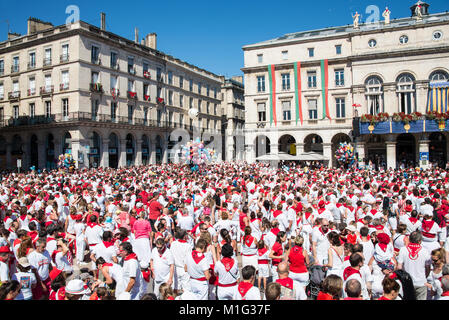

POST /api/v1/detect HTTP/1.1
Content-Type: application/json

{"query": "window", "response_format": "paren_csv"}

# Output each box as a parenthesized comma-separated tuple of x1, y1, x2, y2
(169, 111, 173, 127)
(366, 76, 383, 115)
(29, 77, 36, 95)
(13, 106, 19, 119)
(430, 71, 449, 83)
(168, 90, 173, 105)
(282, 51, 288, 60)
(179, 76, 184, 89)
(189, 79, 193, 92)
(12, 80, 19, 93)
(61, 71, 69, 90)
(198, 82, 202, 94)
(179, 113, 184, 126)
(44, 48, 52, 66)
(0, 83, 3, 99)
(128, 105, 133, 124)
(336, 45, 342, 55)
(91, 72, 99, 84)
(368, 39, 377, 48)
(111, 102, 117, 121)
(157, 67, 162, 81)
(206, 85, 210, 97)
(257, 76, 266, 92)
(281, 73, 290, 91)
(12, 56, 19, 72)
(335, 69, 345, 86)
(157, 109, 162, 124)
(44, 74, 52, 90)
(110, 52, 118, 68)
(308, 48, 315, 58)
(336, 98, 345, 118)
(29, 52, 36, 68)
(399, 35, 409, 44)
(111, 75, 118, 89)
(61, 44, 69, 62)
(190, 97, 194, 108)
(62, 99, 69, 119)
(307, 71, 317, 88)
(157, 87, 162, 99)
(143, 107, 149, 125)
(168, 71, 173, 85)
(206, 102, 210, 114)
(91, 46, 100, 63)
(198, 100, 202, 113)
(91, 100, 99, 120)
(214, 88, 218, 99)
(0, 60, 4, 75)
(308, 99, 318, 119)
(397, 73, 415, 114)
(128, 57, 135, 74)
(29, 103, 35, 118)
(45, 101, 52, 118)
(433, 31, 443, 41)
(257, 103, 266, 122)
(128, 79, 135, 92)
(282, 101, 291, 121)
(180, 95, 184, 108)
(214, 104, 217, 115)
(143, 62, 149, 73)
(143, 84, 149, 101)
(257, 54, 263, 63)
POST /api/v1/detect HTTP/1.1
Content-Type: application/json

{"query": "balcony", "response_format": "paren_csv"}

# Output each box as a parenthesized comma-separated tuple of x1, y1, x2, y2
(27, 88, 36, 96)
(60, 83, 69, 91)
(157, 76, 164, 83)
(144, 95, 151, 102)
(11, 65, 20, 74)
(128, 66, 136, 75)
(27, 62, 36, 70)
(43, 58, 52, 67)
(111, 88, 120, 100)
(127, 91, 137, 100)
(111, 63, 119, 71)
(40, 85, 54, 96)
(157, 97, 165, 105)
(143, 71, 151, 79)
(8, 91, 20, 101)
(90, 83, 104, 94)
(60, 54, 70, 63)
(92, 58, 101, 65)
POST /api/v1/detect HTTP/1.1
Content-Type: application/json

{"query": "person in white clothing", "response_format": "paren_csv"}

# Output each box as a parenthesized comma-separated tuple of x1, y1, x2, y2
(232, 265, 261, 300)
(169, 229, 192, 293)
(85, 215, 104, 249)
(185, 238, 211, 300)
(397, 231, 432, 300)
(96, 257, 126, 299)
(150, 238, 175, 299)
(214, 244, 239, 300)
(439, 275, 449, 300)
(119, 241, 143, 300)
(312, 219, 330, 265)
(12, 257, 37, 300)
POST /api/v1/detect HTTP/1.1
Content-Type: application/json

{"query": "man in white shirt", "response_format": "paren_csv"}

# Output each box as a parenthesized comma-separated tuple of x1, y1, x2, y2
(312, 219, 330, 265)
(397, 231, 432, 300)
(119, 241, 143, 300)
(185, 238, 211, 300)
(150, 238, 175, 298)
(232, 265, 260, 300)
(27, 238, 52, 299)
(170, 229, 192, 293)
(85, 215, 104, 248)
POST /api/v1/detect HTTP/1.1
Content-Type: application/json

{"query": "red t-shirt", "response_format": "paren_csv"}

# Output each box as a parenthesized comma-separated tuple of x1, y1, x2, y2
(149, 200, 163, 220)
(139, 191, 149, 205)
(271, 242, 283, 266)
(288, 246, 308, 274)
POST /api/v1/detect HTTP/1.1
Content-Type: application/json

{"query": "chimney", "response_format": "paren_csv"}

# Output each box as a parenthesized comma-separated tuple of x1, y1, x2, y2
(27, 17, 53, 35)
(145, 33, 157, 50)
(231, 76, 244, 85)
(134, 27, 139, 44)
(8, 32, 21, 40)
(101, 12, 106, 31)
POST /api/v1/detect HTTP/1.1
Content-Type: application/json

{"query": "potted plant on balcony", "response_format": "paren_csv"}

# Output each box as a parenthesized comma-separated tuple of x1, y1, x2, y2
(426, 111, 449, 131)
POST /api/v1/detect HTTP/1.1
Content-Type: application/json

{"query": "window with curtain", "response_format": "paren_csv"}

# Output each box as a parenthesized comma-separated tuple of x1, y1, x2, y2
(396, 73, 415, 114)
(365, 76, 383, 115)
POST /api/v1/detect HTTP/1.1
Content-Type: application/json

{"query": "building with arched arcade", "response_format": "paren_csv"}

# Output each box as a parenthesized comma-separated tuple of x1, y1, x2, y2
(242, 1, 449, 168)
(0, 16, 232, 170)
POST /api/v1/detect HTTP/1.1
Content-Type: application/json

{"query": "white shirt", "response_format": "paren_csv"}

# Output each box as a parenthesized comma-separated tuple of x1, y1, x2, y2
(312, 227, 330, 263)
(92, 242, 117, 263)
(85, 225, 104, 245)
(122, 256, 143, 298)
(55, 251, 73, 273)
(0, 261, 9, 282)
(170, 240, 192, 269)
(12, 271, 36, 300)
(27, 250, 51, 281)
(150, 248, 174, 283)
(215, 258, 239, 285)
(232, 284, 261, 300)
(185, 251, 209, 281)
(397, 244, 432, 287)
(176, 214, 195, 232)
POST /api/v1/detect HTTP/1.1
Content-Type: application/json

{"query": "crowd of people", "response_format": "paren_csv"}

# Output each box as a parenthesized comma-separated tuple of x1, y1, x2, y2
(0, 161, 449, 301)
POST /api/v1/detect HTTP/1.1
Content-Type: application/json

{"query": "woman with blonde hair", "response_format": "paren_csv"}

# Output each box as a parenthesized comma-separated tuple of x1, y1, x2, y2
(317, 274, 343, 300)
(287, 235, 310, 289)
(159, 282, 176, 300)
(17, 236, 34, 258)
(428, 247, 447, 300)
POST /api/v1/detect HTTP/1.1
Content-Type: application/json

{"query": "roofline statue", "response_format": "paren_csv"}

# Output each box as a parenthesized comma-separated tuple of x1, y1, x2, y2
(352, 11, 361, 29)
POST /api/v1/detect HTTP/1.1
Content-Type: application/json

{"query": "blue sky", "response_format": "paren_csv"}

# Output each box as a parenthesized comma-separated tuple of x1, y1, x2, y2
(0, 0, 448, 79)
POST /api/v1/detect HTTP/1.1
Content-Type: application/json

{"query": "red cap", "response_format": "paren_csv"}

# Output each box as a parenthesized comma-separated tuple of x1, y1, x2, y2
(49, 268, 62, 281)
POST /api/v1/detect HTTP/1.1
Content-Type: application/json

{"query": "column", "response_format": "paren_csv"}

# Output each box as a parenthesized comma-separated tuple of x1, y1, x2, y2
(295, 143, 304, 155)
(100, 139, 110, 168)
(355, 138, 366, 167)
(418, 138, 430, 169)
(71, 140, 82, 169)
(246, 143, 255, 164)
(6, 143, 12, 170)
(386, 141, 397, 170)
(135, 139, 143, 166)
(119, 139, 127, 168)
(416, 83, 429, 113)
(37, 140, 46, 170)
(150, 139, 156, 164)
(323, 143, 332, 168)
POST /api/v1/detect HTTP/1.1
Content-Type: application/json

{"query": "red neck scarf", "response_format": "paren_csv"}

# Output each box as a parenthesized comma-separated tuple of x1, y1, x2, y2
(124, 253, 138, 261)
(221, 257, 235, 272)
(237, 281, 253, 299)
(406, 243, 422, 260)
(87, 222, 98, 228)
(258, 248, 268, 257)
(319, 227, 327, 236)
(409, 217, 418, 224)
(317, 291, 334, 300)
(192, 250, 205, 264)
(441, 291, 449, 297)
(273, 210, 282, 218)
(317, 208, 326, 215)
(103, 241, 115, 248)
(343, 266, 361, 281)
(244, 235, 254, 247)
(422, 220, 434, 233)
(271, 228, 280, 236)
(276, 277, 294, 290)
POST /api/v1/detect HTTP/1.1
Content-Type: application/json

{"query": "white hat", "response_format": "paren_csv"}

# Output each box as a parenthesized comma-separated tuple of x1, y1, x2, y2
(18, 257, 30, 268)
(346, 225, 357, 233)
(65, 279, 88, 295)
(118, 292, 131, 300)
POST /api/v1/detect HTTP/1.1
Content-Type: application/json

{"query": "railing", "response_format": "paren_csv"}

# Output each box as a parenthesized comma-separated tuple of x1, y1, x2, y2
(90, 83, 104, 93)
(8, 91, 20, 100)
(27, 88, 36, 96)
(40, 85, 54, 95)
(111, 88, 120, 99)
(27, 62, 36, 70)
(43, 58, 52, 67)
(0, 68, 4, 76)
(60, 83, 69, 91)
(127, 91, 137, 99)
(0, 112, 196, 131)
(60, 54, 70, 63)
(11, 65, 19, 73)
(128, 67, 136, 75)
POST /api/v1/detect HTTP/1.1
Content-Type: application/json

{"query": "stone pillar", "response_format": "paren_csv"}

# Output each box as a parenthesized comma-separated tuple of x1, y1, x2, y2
(37, 140, 46, 170)
(71, 140, 82, 169)
(386, 141, 397, 170)
(119, 139, 127, 168)
(355, 139, 366, 167)
(6, 143, 12, 170)
(418, 137, 430, 169)
(295, 143, 304, 155)
(150, 139, 156, 164)
(101, 139, 110, 168)
(416, 82, 429, 114)
(323, 143, 332, 168)
(135, 139, 143, 166)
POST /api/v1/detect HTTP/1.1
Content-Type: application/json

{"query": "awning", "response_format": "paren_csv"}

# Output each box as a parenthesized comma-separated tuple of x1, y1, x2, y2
(427, 82, 449, 113)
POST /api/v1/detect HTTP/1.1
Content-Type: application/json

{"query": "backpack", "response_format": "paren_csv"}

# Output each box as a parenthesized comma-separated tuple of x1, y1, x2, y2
(394, 269, 416, 300)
